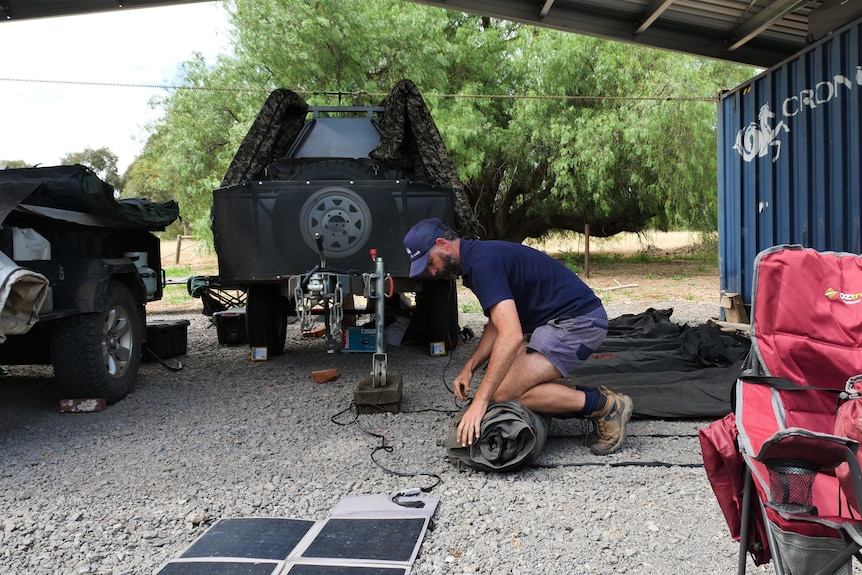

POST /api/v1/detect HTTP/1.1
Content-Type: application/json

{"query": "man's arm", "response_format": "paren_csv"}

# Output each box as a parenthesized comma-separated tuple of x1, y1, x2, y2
(452, 321, 495, 401)
(455, 299, 524, 446)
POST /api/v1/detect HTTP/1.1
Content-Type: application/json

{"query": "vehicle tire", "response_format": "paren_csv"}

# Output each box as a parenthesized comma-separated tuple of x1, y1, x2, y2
(50, 280, 144, 403)
(246, 284, 287, 356)
(416, 279, 460, 351)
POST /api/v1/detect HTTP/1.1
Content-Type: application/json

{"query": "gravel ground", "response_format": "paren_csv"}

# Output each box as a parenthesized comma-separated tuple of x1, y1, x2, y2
(0, 298, 776, 575)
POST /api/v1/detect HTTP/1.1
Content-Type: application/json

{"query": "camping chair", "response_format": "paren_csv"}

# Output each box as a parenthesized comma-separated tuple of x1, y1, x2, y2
(719, 245, 862, 575)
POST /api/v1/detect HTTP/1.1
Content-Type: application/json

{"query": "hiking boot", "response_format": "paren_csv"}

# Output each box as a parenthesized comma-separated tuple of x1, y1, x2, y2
(587, 386, 633, 455)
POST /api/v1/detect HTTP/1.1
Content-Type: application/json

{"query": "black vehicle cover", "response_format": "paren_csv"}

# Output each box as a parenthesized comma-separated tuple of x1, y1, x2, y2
(0, 164, 179, 230)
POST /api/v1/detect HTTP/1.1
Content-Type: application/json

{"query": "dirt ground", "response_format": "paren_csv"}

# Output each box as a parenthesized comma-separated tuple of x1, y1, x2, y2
(577, 255, 719, 305)
(525, 230, 720, 305)
(152, 231, 722, 314)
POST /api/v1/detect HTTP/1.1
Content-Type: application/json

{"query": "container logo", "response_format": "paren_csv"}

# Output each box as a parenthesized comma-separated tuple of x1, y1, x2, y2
(824, 287, 862, 304)
(733, 68, 862, 164)
(733, 104, 788, 163)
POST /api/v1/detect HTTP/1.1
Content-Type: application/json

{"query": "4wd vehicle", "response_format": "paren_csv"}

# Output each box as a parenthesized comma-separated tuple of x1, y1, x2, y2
(209, 79, 478, 356)
(0, 164, 178, 402)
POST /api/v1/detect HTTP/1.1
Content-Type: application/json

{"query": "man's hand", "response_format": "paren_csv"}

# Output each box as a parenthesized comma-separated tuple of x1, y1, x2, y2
(457, 399, 488, 447)
(453, 367, 474, 401)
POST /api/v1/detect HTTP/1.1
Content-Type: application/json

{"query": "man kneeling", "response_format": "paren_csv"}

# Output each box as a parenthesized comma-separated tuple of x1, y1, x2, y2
(403, 218, 633, 455)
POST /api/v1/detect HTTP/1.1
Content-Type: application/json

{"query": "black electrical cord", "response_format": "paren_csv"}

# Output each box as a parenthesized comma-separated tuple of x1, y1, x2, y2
(331, 402, 442, 494)
(441, 277, 479, 411)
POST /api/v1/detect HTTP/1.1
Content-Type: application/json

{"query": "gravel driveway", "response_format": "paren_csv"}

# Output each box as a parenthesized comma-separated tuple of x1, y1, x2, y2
(0, 299, 772, 575)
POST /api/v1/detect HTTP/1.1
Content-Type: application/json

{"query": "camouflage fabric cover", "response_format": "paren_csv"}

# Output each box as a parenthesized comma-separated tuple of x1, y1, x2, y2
(222, 80, 478, 237)
(371, 79, 479, 238)
(221, 88, 309, 187)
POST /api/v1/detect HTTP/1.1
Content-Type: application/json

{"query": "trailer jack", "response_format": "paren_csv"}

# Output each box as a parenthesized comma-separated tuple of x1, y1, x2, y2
(292, 239, 403, 412)
(354, 251, 403, 413)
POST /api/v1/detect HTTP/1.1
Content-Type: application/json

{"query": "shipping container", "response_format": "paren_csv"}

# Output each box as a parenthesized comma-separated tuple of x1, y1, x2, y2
(718, 16, 862, 308)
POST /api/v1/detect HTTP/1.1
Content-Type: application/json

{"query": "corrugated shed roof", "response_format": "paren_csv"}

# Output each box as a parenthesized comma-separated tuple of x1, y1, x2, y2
(2, 0, 860, 68)
(408, 0, 861, 67)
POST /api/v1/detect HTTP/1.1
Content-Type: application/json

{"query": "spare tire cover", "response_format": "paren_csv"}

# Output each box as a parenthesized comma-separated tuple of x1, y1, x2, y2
(271, 160, 400, 264)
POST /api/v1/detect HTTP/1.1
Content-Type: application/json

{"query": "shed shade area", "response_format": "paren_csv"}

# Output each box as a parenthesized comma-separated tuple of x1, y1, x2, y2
(718, 16, 862, 306)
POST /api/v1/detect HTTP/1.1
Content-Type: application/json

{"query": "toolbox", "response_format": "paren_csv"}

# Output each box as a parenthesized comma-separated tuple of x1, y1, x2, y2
(341, 327, 377, 352)
(144, 319, 190, 361)
(214, 308, 248, 345)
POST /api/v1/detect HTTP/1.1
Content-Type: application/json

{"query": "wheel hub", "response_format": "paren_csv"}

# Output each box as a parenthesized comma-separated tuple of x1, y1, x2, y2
(299, 186, 372, 258)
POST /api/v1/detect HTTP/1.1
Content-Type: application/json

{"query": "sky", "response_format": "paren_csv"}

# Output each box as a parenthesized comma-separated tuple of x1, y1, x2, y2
(0, 2, 233, 172)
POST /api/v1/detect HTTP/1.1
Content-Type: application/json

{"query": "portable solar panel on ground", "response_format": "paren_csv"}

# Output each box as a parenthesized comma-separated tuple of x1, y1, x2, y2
(153, 495, 438, 575)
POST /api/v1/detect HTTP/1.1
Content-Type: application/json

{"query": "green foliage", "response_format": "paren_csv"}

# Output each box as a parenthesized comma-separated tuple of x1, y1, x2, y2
(163, 264, 193, 278)
(61, 146, 122, 192)
(445, 32, 755, 240)
(459, 300, 483, 314)
(0, 159, 32, 169)
(130, 0, 757, 244)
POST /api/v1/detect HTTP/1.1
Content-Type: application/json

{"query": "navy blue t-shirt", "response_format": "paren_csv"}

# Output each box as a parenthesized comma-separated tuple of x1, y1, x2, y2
(459, 239, 602, 333)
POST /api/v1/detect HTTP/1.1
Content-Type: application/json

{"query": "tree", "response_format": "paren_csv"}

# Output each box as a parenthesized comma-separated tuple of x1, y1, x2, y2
(135, 0, 755, 242)
(130, 59, 243, 239)
(61, 147, 122, 193)
(0, 160, 32, 169)
(434, 31, 754, 241)
(123, 135, 188, 237)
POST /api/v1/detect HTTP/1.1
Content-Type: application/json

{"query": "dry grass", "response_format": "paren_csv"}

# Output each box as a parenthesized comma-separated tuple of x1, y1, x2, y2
(149, 232, 721, 314)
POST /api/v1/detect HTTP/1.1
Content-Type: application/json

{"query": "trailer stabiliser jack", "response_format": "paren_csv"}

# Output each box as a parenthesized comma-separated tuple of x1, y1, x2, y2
(354, 251, 403, 413)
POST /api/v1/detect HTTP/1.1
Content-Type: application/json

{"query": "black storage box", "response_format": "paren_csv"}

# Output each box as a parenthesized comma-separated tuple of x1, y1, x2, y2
(214, 308, 248, 345)
(144, 319, 190, 361)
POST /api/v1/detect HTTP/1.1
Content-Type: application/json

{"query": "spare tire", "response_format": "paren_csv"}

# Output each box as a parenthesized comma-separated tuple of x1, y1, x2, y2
(271, 160, 401, 263)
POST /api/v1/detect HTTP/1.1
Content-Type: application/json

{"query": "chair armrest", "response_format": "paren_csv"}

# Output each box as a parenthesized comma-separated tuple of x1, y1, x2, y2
(756, 427, 858, 471)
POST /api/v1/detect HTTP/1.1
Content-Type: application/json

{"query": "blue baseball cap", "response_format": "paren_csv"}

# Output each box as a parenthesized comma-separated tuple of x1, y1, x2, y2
(403, 218, 448, 277)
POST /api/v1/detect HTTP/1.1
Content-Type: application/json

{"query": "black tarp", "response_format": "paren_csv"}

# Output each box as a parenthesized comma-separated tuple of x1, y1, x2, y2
(0, 164, 179, 230)
(561, 308, 750, 419)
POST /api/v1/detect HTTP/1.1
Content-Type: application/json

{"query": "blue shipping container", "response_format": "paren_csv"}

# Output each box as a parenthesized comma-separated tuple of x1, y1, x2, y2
(718, 17, 862, 306)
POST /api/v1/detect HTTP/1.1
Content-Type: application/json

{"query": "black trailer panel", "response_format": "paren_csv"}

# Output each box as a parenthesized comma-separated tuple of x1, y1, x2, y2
(212, 180, 454, 282)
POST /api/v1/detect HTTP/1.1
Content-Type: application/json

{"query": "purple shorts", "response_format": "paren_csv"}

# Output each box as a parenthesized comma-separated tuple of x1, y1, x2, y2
(526, 307, 608, 377)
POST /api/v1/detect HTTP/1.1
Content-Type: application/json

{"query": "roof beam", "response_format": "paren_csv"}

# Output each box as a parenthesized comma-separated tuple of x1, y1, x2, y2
(726, 0, 809, 52)
(634, 0, 676, 36)
(407, 0, 795, 66)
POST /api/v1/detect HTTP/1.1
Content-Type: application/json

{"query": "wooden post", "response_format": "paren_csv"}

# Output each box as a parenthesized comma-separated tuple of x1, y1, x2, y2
(584, 223, 590, 278)
(175, 234, 182, 265)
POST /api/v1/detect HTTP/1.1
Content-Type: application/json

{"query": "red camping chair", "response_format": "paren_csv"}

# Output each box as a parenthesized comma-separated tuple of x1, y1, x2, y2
(703, 245, 862, 575)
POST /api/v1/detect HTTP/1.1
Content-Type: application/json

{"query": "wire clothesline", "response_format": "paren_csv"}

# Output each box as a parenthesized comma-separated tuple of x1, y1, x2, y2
(0, 76, 720, 102)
